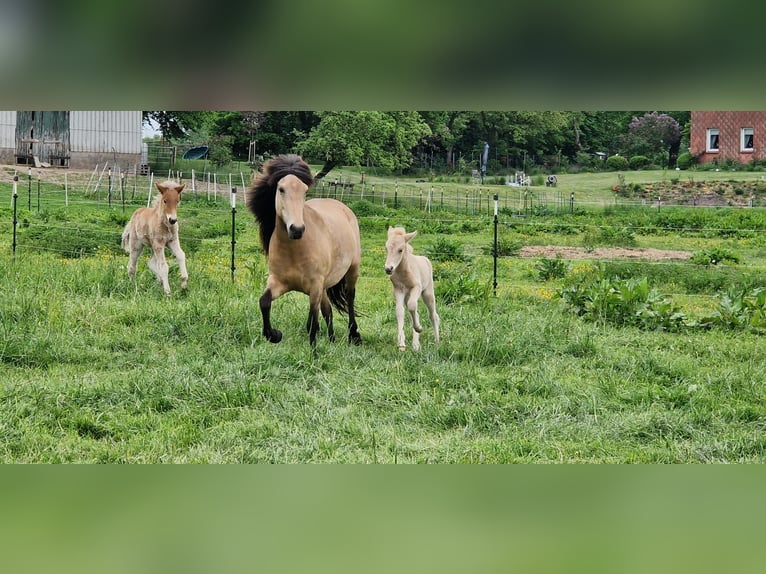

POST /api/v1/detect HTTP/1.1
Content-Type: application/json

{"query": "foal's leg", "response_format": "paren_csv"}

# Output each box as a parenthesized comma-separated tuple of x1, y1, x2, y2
(167, 237, 188, 290)
(407, 287, 424, 352)
(394, 288, 407, 351)
(127, 240, 142, 279)
(148, 244, 171, 295)
(422, 286, 440, 344)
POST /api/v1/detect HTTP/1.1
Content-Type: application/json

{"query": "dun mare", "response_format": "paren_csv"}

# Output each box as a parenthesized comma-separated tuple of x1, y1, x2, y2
(384, 226, 440, 351)
(121, 180, 188, 296)
(246, 154, 362, 348)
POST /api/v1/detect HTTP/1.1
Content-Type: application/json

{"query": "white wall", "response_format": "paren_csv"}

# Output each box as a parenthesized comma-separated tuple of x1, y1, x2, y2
(69, 111, 142, 154)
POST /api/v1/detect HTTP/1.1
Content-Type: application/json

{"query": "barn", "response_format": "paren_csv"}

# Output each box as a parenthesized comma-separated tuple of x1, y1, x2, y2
(689, 111, 766, 165)
(0, 111, 142, 170)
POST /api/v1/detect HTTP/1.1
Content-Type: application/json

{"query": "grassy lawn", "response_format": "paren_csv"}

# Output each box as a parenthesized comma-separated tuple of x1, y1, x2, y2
(1, 166, 766, 462)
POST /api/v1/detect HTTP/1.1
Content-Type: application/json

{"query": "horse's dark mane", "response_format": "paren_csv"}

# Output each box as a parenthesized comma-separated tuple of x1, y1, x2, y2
(246, 154, 315, 253)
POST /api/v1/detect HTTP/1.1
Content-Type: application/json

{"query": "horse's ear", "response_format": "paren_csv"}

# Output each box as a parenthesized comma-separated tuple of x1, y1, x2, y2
(155, 182, 165, 193)
(177, 184, 185, 193)
(404, 231, 417, 242)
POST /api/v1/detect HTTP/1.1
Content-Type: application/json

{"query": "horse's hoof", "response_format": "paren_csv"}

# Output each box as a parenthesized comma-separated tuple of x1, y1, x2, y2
(398, 346, 406, 352)
(349, 332, 362, 346)
(266, 330, 283, 343)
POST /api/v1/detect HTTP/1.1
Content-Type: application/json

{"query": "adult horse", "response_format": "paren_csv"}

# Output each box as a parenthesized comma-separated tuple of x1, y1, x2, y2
(121, 180, 188, 296)
(246, 154, 362, 348)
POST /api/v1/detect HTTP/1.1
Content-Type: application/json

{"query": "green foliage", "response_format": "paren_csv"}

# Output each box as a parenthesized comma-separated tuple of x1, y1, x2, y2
(535, 255, 569, 281)
(558, 274, 687, 332)
(208, 135, 234, 168)
(606, 155, 629, 170)
(425, 237, 466, 262)
(434, 265, 491, 304)
(700, 288, 766, 333)
(597, 260, 766, 295)
(582, 225, 637, 249)
(676, 152, 693, 170)
(629, 155, 650, 170)
(22, 226, 120, 258)
(689, 247, 740, 266)
(482, 236, 522, 257)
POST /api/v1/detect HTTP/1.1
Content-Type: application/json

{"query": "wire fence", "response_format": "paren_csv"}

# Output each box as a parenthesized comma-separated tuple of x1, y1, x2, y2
(4, 168, 766, 293)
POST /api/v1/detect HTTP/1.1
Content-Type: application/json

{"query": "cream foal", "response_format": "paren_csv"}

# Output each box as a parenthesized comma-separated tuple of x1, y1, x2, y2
(384, 226, 440, 351)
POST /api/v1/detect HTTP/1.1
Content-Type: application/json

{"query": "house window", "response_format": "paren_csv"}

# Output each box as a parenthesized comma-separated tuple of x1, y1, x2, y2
(741, 127, 754, 151)
(707, 128, 720, 152)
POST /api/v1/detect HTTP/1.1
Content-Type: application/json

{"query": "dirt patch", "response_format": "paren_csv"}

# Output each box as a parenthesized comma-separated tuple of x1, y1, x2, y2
(519, 245, 692, 261)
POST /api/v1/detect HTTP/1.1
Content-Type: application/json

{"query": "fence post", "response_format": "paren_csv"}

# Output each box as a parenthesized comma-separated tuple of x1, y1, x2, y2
(570, 192, 574, 214)
(230, 187, 237, 282)
(37, 173, 41, 212)
(27, 166, 32, 210)
(12, 175, 18, 257)
(493, 193, 498, 297)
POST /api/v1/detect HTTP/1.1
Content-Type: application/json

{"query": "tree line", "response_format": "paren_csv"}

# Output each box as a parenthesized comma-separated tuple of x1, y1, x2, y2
(143, 111, 689, 176)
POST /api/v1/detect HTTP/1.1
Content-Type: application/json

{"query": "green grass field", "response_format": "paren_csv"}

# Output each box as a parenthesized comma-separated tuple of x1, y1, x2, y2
(1, 166, 766, 462)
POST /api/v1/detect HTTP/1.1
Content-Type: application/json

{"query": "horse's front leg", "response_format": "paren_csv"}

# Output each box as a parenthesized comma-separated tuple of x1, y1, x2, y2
(394, 289, 407, 351)
(260, 280, 286, 343)
(148, 244, 171, 295)
(167, 237, 188, 290)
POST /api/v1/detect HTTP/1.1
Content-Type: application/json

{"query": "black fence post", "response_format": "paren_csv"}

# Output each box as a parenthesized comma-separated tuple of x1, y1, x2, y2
(12, 175, 18, 257)
(230, 187, 237, 282)
(493, 193, 498, 297)
(36, 174, 41, 212)
(27, 167, 31, 211)
(570, 192, 574, 214)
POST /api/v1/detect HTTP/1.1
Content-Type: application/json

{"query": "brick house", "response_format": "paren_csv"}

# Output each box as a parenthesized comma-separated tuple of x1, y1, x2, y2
(689, 111, 766, 164)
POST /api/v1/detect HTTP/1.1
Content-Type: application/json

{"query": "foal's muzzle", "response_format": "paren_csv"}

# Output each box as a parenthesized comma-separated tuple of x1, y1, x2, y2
(168, 217, 177, 225)
(384, 266, 393, 275)
(288, 224, 305, 239)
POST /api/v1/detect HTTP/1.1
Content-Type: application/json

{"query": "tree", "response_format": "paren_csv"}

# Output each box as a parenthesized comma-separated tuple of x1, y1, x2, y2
(623, 112, 681, 167)
(296, 111, 431, 179)
(142, 111, 214, 140)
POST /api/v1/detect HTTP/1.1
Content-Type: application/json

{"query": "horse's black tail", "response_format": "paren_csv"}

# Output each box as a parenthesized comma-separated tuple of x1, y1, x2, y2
(326, 281, 351, 315)
(326, 281, 367, 318)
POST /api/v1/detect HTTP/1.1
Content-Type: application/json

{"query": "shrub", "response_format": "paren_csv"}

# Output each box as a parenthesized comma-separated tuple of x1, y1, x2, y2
(606, 155, 629, 170)
(535, 256, 569, 281)
(689, 247, 740, 266)
(628, 155, 650, 170)
(558, 275, 687, 332)
(676, 152, 693, 170)
(700, 288, 766, 333)
(435, 266, 491, 304)
(482, 236, 523, 257)
(425, 237, 466, 262)
(582, 225, 637, 249)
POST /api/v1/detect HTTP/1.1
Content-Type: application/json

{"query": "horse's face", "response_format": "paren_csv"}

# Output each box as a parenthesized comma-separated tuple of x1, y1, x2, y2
(384, 227, 417, 275)
(275, 174, 307, 239)
(156, 181, 185, 225)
